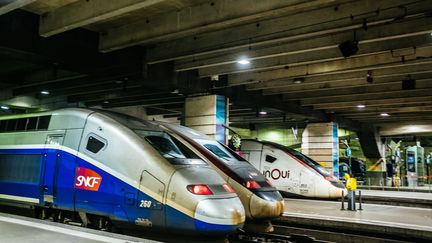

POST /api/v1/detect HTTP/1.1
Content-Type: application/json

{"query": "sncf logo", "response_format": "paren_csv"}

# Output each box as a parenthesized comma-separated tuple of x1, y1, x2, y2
(75, 167, 102, 191)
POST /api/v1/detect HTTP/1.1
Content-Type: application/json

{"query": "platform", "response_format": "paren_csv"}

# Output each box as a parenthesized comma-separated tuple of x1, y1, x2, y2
(357, 189, 432, 208)
(279, 199, 432, 241)
(0, 212, 158, 243)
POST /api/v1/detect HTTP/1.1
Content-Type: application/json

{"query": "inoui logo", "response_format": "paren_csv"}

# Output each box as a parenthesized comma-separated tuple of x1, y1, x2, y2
(263, 169, 290, 180)
(75, 167, 102, 191)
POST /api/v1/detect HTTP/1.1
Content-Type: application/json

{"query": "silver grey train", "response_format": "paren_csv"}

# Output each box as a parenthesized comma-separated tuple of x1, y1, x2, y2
(158, 123, 285, 232)
(0, 108, 245, 234)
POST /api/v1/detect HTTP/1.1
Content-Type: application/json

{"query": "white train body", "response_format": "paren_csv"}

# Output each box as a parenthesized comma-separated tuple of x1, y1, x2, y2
(241, 139, 346, 199)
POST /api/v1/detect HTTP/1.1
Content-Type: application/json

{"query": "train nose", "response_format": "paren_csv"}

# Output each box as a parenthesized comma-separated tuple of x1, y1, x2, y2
(329, 181, 347, 198)
(194, 197, 245, 233)
(249, 191, 285, 219)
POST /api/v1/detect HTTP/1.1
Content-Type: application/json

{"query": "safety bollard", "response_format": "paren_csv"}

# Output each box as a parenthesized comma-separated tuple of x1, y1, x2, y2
(341, 190, 345, 210)
(358, 190, 363, 211)
(347, 190, 356, 211)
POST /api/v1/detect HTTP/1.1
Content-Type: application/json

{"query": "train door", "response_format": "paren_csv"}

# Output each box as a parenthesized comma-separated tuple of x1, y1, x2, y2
(41, 134, 64, 206)
(299, 169, 315, 196)
(133, 170, 166, 227)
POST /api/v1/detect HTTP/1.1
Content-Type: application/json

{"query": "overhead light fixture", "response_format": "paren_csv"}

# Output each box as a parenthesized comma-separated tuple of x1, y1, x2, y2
(366, 70, 373, 83)
(293, 77, 305, 84)
(237, 58, 250, 65)
(356, 104, 366, 109)
(103, 101, 110, 104)
(40, 90, 50, 95)
(259, 111, 267, 115)
(380, 113, 390, 117)
(1, 105, 9, 110)
(338, 40, 358, 58)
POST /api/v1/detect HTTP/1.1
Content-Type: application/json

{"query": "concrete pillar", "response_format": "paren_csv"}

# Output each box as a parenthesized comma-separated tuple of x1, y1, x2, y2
(184, 95, 227, 144)
(301, 122, 339, 177)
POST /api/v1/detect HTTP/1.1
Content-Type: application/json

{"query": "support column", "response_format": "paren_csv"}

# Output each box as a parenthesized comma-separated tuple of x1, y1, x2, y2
(184, 95, 227, 144)
(301, 122, 339, 177)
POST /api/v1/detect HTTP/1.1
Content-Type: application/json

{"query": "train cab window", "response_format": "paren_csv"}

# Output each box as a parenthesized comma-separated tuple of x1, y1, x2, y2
(265, 155, 277, 163)
(86, 136, 106, 154)
(135, 130, 205, 165)
(196, 139, 246, 164)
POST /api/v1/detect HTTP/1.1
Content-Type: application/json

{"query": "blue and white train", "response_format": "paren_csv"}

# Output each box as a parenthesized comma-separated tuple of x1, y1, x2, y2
(0, 108, 245, 234)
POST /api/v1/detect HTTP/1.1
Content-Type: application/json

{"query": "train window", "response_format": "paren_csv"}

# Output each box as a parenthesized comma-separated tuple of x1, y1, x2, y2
(86, 136, 106, 154)
(0, 154, 42, 183)
(6, 119, 16, 131)
(0, 120, 6, 132)
(27, 117, 38, 130)
(265, 155, 277, 163)
(37, 116, 51, 130)
(16, 118, 27, 131)
(135, 130, 205, 164)
(0, 115, 51, 133)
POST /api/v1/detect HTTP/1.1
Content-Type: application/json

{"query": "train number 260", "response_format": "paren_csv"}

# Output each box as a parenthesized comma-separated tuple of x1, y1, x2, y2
(140, 200, 152, 208)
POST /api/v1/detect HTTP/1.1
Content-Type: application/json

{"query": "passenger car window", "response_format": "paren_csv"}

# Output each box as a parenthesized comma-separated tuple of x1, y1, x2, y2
(86, 136, 105, 154)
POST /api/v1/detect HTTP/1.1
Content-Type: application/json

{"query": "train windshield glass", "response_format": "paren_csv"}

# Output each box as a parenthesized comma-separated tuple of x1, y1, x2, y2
(135, 130, 205, 165)
(196, 139, 247, 164)
(286, 148, 331, 178)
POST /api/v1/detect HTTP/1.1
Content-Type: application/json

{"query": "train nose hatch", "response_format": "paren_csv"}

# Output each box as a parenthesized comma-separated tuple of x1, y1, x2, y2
(249, 191, 285, 219)
(194, 197, 245, 232)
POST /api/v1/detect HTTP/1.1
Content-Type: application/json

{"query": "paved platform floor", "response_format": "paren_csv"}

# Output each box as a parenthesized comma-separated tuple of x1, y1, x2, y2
(0, 213, 157, 243)
(282, 198, 432, 240)
(359, 189, 432, 200)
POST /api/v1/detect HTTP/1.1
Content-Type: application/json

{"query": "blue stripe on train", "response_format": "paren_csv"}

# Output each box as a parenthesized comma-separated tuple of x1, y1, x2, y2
(0, 147, 238, 234)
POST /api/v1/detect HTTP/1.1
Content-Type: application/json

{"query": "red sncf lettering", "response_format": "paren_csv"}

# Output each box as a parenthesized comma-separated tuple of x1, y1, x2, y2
(75, 167, 102, 191)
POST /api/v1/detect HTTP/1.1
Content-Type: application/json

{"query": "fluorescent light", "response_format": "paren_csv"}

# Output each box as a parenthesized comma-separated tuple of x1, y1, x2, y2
(1, 105, 9, 110)
(40, 90, 50, 95)
(237, 59, 250, 65)
(380, 113, 389, 117)
(103, 101, 109, 104)
(259, 111, 267, 115)
(356, 104, 365, 109)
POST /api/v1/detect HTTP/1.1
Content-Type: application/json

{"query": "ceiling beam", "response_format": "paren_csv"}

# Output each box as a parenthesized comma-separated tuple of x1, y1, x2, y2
(263, 74, 432, 95)
(247, 62, 432, 91)
(270, 77, 432, 97)
(0, 0, 36, 16)
(229, 45, 432, 86)
(298, 88, 432, 106)
(179, 17, 432, 74)
(89, 96, 185, 108)
(314, 96, 432, 110)
(39, 0, 166, 37)
(100, 0, 340, 52)
(339, 106, 432, 117)
(146, 0, 430, 63)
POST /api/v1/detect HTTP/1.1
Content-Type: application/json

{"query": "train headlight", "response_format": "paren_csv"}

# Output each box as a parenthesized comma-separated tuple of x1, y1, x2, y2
(187, 185, 213, 195)
(244, 181, 261, 189)
(222, 183, 235, 193)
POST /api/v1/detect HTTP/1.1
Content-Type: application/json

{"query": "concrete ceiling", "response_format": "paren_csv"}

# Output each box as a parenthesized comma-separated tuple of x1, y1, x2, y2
(1, 0, 432, 132)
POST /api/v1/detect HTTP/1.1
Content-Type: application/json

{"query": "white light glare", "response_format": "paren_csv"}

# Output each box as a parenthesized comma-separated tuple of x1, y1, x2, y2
(356, 104, 366, 109)
(237, 59, 250, 65)
(1, 105, 9, 110)
(380, 113, 390, 117)
(259, 111, 267, 115)
(40, 90, 50, 95)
